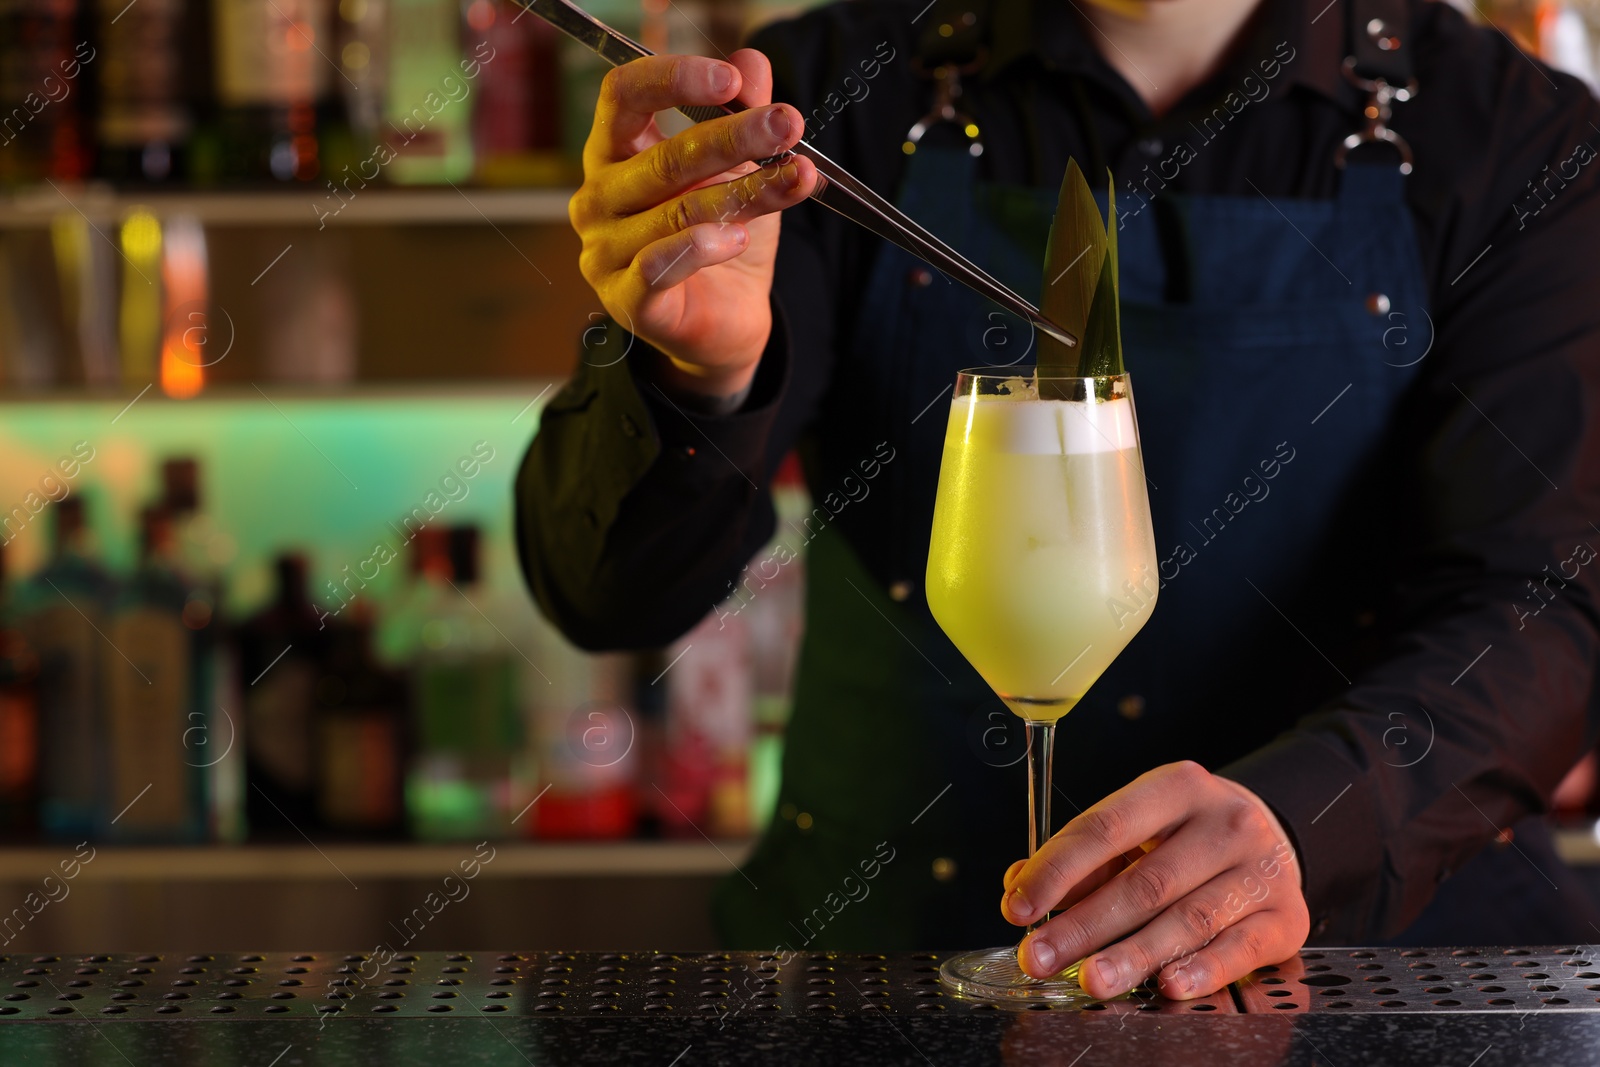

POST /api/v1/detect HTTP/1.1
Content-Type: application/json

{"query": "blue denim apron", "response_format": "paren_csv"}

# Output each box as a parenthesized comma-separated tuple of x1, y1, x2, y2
(713, 145, 1573, 951)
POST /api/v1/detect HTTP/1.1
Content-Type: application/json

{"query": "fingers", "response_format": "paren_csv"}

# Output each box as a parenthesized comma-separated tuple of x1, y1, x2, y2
(1148, 908, 1305, 1001)
(588, 55, 745, 165)
(635, 159, 807, 242)
(1070, 865, 1278, 998)
(599, 104, 804, 217)
(1012, 815, 1244, 961)
(1004, 762, 1208, 928)
(727, 47, 774, 109)
(586, 159, 812, 279)
(629, 222, 753, 295)
(1002, 852, 1126, 926)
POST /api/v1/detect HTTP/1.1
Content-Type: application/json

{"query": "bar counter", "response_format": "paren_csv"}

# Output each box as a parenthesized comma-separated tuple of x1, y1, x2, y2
(1, 947, 1598, 1065)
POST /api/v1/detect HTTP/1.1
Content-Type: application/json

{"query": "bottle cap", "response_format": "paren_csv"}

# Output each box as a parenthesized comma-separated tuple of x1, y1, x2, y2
(448, 525, 481, 585)
(274, 552, 310, 604)
(52, 497, 86, 549)
(161, 458, 201, 514)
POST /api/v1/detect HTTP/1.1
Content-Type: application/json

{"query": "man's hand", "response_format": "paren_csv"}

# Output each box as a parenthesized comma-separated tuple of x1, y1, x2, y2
(1000, 761, 1309, 1000)
(568, 50, 818, 401)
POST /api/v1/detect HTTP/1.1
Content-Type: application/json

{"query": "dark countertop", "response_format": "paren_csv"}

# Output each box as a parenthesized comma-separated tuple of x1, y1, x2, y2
(1, 948, 1596, 1066)
(6, 1011, 1600, 1067)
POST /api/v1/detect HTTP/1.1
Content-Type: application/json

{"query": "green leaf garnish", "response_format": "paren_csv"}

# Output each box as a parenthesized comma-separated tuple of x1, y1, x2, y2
(1038, 162, 1123, 390)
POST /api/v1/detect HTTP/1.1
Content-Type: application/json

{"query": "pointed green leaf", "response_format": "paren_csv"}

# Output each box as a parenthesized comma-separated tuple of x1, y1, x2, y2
(1079, 250, 1120, 378)
(1101, 169, 1123, 377)
(1038, 158, 1105, 379)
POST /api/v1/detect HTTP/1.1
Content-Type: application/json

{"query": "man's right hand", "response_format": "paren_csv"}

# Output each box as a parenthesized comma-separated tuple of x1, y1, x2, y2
(568, 50, 818, 402)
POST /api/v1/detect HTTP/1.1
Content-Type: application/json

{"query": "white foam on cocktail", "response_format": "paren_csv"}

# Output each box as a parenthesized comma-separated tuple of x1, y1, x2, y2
(949, 394, 1139, 455)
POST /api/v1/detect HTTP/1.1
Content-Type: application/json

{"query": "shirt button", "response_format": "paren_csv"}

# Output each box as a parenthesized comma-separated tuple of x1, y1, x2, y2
(888, 580, 913, 601)
(1117, 694, 1144, 720)
(621, 415, 640, 438)
(1138, 137, 1163, 157)
(1365, 293, 1391, 316)
(907, 268, 933, 289)
(931, 857, 958, 882)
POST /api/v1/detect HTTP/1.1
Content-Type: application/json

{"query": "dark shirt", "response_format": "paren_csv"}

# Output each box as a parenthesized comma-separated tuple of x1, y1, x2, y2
(516, 0, 1600, 940)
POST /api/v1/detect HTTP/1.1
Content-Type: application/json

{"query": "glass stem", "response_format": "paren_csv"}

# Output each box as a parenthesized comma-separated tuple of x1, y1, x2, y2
(1025, 719, 1055, 935)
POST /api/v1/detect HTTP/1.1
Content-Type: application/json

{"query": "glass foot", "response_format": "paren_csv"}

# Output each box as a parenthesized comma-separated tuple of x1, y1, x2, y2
(939, 946, 1099, 1004)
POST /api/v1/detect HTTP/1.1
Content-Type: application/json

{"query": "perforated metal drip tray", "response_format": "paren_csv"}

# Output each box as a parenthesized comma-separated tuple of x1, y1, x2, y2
(1237, 945, 1600, 1014)
(0, 947, 1595, 1021)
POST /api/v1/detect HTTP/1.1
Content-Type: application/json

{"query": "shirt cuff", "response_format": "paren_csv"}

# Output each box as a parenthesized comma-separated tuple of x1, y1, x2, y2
(622, 298, 793, 488)
(1217, 728, 1387, 942)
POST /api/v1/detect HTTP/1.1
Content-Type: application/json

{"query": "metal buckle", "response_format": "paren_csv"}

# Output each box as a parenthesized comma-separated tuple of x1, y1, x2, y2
(1335, 54, 1418, 175)
(904, 49, 988, 158)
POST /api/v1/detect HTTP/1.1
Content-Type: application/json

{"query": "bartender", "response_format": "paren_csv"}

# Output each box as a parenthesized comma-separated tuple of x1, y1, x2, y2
(516, 0, 1600, 1000)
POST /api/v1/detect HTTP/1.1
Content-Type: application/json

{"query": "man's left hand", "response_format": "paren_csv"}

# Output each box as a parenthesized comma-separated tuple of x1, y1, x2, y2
(1001, 761, 1310, 1000)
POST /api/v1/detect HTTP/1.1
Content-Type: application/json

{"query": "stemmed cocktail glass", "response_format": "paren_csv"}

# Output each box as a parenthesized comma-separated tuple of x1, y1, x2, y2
(926, 369, 1159, 1002)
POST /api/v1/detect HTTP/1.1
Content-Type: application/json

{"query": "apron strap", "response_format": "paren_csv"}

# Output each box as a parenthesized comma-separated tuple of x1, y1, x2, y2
(1339, 0, 1419, 173)
(1346, 0, 1414, 87)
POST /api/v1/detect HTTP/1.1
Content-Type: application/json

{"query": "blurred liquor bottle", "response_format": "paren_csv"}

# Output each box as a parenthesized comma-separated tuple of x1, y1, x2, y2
(0, 226, 74, 390)
(18, 495, 113, 841)
(653, 608, 753, 840)
(94, 0, 198, 182)
(49, 213, 121, 389)
(465, 0, 568, 186)
(115, 208, 162, 386)
(199, 0, 356, 183)
(525, 626, 639, 841)
(315, 599, 408, 837)
(161, 457, 236, 588)
(162, 458, 242, 839)
(0, 0, 95, 187)
(1478, 0, 1598, 85)
(102, 506, 212, 841)
(332, 0, 387, 146)
(383, 0, 475, 184)
(156, 216, 210, 397)
(237, 552, 327, 837)
(387, 524, 523, 839)
(0, 543, 42, 842)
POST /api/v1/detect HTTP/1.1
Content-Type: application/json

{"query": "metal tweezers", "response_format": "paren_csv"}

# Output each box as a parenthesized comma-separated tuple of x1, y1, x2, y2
(527, 0, 1078, 350)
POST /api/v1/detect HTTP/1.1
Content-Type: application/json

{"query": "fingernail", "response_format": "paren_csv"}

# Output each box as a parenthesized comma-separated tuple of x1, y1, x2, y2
(1094, 957, 1120, 994)
(1006, 886, 1032, 920)
(1029, 940, 1056, 975)
(779, 163, 802, 190)
(710, 65, 734, 94)
(1165, 969, 1193, 997)
(766, 106, 791, 141)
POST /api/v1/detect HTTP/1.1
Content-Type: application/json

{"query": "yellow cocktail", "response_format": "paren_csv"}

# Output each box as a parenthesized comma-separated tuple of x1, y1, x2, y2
(927, 379, 1157, 719)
